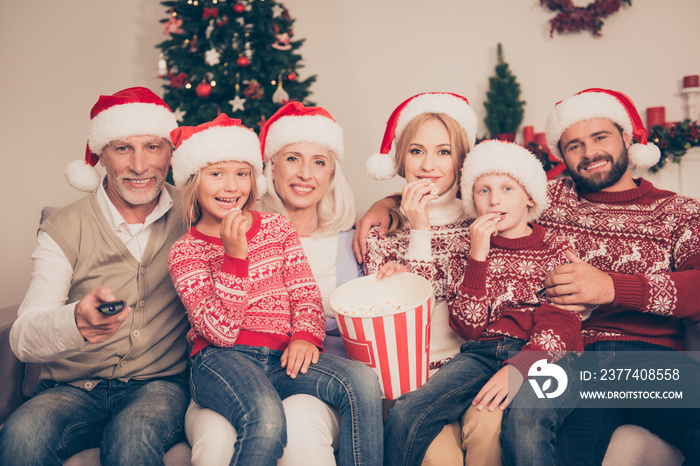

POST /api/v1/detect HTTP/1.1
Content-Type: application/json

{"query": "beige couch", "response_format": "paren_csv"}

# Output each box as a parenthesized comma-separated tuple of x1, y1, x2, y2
(0, 207, 692, 465)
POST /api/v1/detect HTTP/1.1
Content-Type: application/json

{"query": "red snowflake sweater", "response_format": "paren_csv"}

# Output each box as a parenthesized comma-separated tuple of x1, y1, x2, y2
(539, 178, 700, 349)
(169, 211, 325, 357)
(447, 223, 584, 376)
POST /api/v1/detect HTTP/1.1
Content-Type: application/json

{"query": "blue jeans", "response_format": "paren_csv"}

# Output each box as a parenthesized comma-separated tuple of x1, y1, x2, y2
(0, 375, 188, 466)
(384, 338, 578, 466)
(557, 340, 700, 466)
(190, 344, 383, 466)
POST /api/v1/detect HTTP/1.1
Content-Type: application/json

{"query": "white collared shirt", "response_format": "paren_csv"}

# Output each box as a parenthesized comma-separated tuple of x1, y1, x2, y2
(10, 183, 174, 362)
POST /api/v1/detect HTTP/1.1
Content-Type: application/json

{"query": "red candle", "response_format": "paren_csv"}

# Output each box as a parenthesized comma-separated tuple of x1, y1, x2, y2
(535, 132, 548, 148)
(683, 75, 700, 88)
(523, 125, 535, 144)
(646, 106, 666, 129)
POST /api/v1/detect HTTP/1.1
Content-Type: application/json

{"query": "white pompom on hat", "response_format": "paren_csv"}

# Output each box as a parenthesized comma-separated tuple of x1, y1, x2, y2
(367, 92, 478, 180)
(460, 140, 548, 222)
(545, 88, 661, 169)
(170, 114, 265, 194)
(259, 101, 344, 162)
(65, 87, 179, 192)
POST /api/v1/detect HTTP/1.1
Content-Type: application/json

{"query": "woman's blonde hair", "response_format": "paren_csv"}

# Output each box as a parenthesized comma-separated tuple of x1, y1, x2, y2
(258, 148, 356, 235)
(387, 113, 470, 235)
(180, 162, 258, 229)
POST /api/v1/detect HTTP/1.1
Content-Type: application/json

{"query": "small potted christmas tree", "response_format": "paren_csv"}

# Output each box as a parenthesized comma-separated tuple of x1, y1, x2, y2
(484, 43, 525, 142)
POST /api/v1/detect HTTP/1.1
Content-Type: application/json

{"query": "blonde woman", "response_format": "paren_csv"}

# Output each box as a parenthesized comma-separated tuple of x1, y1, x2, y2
(183, 104, 373, 466)
(363, 92, 502, 466)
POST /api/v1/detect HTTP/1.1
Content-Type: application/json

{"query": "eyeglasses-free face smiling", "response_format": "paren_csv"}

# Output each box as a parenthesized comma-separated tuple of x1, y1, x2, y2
(403, 118, 456, 196)
(196, 161, 252, 232)
(271, 142, 334, 214)
(559, 118, 634, 192)
(100, 135, 172, 209)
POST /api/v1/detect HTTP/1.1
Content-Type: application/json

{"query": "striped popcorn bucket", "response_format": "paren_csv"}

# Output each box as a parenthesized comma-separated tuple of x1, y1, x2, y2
(330, 273, 433, 399)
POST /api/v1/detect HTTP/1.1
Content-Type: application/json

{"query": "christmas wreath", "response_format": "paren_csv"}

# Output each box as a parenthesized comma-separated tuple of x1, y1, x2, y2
(647, 119, 700, 172)
(540, 0, 631, 37)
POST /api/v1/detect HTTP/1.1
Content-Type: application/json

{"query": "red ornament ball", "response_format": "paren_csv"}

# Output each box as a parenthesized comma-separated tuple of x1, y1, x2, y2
(196, 82, 212, 98)
(233, 3, 245, 14)
(236, 56, 250, 67)
(287, 72, 297, 81)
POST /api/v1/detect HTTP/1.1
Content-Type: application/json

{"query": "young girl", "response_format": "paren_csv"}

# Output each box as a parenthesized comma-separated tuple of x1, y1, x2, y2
(167, 114, 382, 466)
(383, 140, 583, 466)
(364, 92, 502, 466)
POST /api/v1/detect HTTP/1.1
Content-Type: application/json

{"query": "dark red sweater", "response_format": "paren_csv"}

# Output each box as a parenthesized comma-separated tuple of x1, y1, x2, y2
(539, 178, 700, 350)
(448, 223, 583, 376)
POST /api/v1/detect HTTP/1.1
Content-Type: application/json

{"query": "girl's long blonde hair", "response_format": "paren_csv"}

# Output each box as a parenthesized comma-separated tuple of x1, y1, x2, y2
(179, 162, 259, 229)
(258, 149, 356, 235)
(387, 113, 470, 235)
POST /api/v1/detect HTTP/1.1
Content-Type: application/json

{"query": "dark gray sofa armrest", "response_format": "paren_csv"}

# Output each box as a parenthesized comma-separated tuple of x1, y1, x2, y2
(0, 304, 26, 425)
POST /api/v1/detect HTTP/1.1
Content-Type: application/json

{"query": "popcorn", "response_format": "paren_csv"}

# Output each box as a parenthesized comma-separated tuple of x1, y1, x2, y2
(338, 301, 407, 316)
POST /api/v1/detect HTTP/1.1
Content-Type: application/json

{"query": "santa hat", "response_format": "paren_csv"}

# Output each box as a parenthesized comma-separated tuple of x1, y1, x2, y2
(545, 88, 661, 169)
(170, 114, 266, 194)
(460, 140, 548, 222)
(259, 101, 344, 162)
(65, 87, 178, 192)
(366, 92, 478, 180)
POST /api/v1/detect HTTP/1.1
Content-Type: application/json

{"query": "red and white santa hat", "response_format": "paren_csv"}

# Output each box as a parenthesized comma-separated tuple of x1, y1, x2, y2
(259, 101, 344, 162)
(545, 88, 661, 169)
(170, 114, 265, 192)
(366, 92, 478, 180)
(460, 140, 548, 221)
(65, 87, 179, 192)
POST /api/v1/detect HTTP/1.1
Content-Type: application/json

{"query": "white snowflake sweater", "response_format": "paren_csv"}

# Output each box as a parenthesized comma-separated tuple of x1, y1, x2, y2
(447, 223, 584, 376)
(169, 211, 325, 356)
(539, 178, 700, 350)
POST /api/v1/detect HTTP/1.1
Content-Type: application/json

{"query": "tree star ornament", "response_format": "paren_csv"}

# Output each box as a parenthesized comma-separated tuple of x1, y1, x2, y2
(173, 108, 187, 122)
(229, 95, 246, 112)
(271, 4, 285, 18)
(205, 48, 221, 66)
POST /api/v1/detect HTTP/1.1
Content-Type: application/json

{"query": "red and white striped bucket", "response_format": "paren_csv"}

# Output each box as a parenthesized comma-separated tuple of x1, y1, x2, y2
(330, 273, 433, 399)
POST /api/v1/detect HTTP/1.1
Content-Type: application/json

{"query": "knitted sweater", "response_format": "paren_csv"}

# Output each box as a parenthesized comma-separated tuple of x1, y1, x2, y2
(447, 223, 583, 376)
(539, 178, 700, 350)
(169, 211, 325, 357)
(363, 191, 470, 370)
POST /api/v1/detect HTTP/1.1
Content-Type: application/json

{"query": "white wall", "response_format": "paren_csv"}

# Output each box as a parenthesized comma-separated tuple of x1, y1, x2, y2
(2, 0, 699, 308)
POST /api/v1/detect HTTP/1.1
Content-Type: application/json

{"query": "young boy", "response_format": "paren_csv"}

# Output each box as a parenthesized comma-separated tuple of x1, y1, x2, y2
(383, 140, 584, 466)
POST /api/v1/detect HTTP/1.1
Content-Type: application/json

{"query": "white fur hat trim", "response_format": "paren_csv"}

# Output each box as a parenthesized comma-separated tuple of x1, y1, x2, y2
(545, 91, 660, 169)
(396, 93, 478, 151)
(262, 114, 344, 162)
(460, 140, 548, 222)
(171, 125, 263, 188)
(87, 102, 178, 155)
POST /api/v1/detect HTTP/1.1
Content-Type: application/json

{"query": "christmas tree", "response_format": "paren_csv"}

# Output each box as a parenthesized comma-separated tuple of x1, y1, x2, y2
(157, 0, 316, 131)
(483, 43, 525, 138)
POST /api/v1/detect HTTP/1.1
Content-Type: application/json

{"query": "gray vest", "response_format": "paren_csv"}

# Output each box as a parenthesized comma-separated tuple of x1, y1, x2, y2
(38, 184, 189, 389)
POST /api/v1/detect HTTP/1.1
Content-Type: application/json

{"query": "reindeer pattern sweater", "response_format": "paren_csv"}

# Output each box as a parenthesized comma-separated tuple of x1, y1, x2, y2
(539, 178, 700, 349)
(169, 211, 325, 357)
(447, 223, 584, 375)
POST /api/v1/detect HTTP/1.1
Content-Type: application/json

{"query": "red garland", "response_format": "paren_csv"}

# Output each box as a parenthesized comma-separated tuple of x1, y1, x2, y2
(540, 0, 631, 37)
